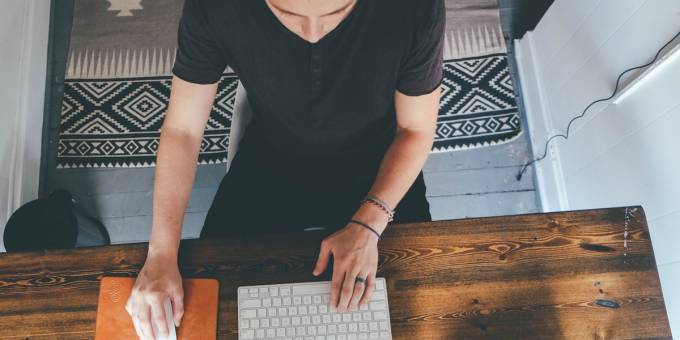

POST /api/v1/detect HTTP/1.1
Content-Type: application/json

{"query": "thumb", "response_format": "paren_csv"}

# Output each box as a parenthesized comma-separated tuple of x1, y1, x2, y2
(313, 240, 331, 276)
(170, 289, 184, 327)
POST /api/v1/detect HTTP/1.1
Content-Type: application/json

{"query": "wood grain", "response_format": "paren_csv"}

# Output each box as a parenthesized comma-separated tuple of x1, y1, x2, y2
(0, 206, 671, 339)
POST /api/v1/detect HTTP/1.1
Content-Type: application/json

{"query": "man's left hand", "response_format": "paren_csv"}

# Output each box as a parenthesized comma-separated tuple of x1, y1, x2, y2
(313, 219, 383, 312)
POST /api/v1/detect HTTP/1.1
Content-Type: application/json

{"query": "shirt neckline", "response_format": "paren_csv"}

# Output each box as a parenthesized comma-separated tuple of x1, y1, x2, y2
(260, 0, 362, 46)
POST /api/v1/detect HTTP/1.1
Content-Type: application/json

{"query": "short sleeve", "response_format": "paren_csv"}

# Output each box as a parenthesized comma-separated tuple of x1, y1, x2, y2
(172, 0, 228, 84)
(396, 0, 445, 96)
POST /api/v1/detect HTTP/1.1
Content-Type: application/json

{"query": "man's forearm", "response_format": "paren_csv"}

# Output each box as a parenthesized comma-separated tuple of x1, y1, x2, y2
(148, 127, 203, 259)
(353, 129, 434, 233)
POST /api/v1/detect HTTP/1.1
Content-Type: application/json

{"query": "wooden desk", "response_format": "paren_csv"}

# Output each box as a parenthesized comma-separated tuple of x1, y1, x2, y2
(0, 207, 671, 339)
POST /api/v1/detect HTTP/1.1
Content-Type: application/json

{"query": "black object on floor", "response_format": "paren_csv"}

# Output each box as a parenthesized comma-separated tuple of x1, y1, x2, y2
(3, 190, 110, 252)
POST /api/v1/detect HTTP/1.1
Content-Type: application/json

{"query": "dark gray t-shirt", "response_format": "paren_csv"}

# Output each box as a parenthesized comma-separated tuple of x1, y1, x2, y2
(173, 0, 444, 160)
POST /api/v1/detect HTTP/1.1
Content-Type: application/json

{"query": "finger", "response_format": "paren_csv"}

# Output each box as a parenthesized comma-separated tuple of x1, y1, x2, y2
(330, 265, 344, 310)
(137, 306, 155, 340)
(349, 271, 368, 311)
(313, 240, 331, 276)
(338, 268, 359, 312)
(359, 273, 376, 306)
(131, 312, 144, 340)
(349, 271, 368, 310)
(150, 298, 168, 338)
(170, 289, 185, 327)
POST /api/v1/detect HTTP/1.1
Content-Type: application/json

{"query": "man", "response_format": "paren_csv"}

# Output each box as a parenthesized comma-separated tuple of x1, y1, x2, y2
(126, 0, 444, 338)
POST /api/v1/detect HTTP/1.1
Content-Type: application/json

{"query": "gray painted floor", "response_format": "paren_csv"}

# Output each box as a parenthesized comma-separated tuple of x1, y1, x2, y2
(46, 132, 538, 244)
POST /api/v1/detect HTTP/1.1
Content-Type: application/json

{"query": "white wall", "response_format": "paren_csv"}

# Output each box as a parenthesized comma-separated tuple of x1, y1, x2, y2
(515, 0, 680, 336)
(0, 0, 51, 252)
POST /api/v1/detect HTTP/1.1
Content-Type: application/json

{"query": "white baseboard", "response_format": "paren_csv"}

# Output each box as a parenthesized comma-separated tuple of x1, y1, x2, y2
(513, 32, 569, 212)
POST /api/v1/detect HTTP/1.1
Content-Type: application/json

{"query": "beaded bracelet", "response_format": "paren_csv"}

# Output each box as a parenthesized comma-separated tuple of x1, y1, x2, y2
(349, 219, 381, 240)
(361, 195, 395, 222)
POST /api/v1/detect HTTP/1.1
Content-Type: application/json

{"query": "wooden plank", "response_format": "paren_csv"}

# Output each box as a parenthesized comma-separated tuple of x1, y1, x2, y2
(0, 207, 670, 339)
(423, 137, 532, 173)
(47, 163, 225, 195)
(428, 190, 538, 220)
(75, 186, 217, 219)
(424, 165, 534, 197)
(102, 211, 206, 244)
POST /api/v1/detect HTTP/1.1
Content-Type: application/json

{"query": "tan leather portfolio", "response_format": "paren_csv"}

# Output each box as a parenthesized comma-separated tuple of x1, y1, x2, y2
(95, 276, 219, 339)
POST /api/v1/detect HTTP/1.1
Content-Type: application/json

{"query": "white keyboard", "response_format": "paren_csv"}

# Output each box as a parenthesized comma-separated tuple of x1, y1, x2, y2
(237, 278, 393, 340)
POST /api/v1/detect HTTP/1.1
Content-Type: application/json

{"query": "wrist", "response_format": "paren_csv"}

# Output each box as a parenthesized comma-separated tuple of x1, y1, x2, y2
(352, 203, 389, 234)
(147, 243, 178, 263)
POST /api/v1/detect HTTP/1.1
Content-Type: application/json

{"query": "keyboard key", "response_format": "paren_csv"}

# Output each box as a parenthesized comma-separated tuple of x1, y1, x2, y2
(369, 322, 378, 331)
(261, 318, 269, 328)
(281, 287, 291, 296)
(370, 332, 379, 338)
(303, 295, 312, 304)
(277, 327, 286, 337)
(379, 321, 388, 330)
(241, 299, 261, 309)
(284, 297, 292, 305)
(371, 291, 386, 301)
(373, 311, 387, 320)
(241, 319, 249, 329)
(293, 283, 330, 296)
(299, 306, 308, 315)
(257, 308, 266, 317)
(369, 301, 386, 310)
(270, 287, 279, 296)
(241, 309, 256, 318)
(273, 297, 282, 306)
(376, 279, 385, 291)
(251, 319, 259, 328)
(349, 323, 358, 332)
(263, 298, 271, 307)
(241, 329, 254, 339)
(313, 295, 322, 304)
(294, 296, 302, 305)
(279, 307, 288, 316)
(255, 329, 265, 338)
(362, 312, 372, 321)
(266, 328, 275, 338)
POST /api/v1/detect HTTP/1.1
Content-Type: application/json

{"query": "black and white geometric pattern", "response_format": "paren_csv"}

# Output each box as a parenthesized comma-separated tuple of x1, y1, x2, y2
(57, 74, 238, 168)
(57, 53, 521, 168)
(433, 53, 522, 152)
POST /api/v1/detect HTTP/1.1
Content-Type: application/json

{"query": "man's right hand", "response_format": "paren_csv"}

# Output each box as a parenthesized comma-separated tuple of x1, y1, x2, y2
(125, 254, 184, 340)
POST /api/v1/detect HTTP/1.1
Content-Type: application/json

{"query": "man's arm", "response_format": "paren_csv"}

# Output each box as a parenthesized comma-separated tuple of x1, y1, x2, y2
(126, 76, 217, 339)
(148, 76, 218, 259)
(314, 87, 440, 312)
(353, 88, 439, 232)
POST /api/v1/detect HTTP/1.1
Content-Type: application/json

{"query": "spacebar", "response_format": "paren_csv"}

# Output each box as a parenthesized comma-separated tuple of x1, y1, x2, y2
(292, 283, 330, 295)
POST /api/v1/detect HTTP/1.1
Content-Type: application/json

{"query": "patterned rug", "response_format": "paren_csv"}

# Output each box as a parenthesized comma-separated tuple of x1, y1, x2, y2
(56, 0, 521, 168)
(433, 54, 520, 152)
